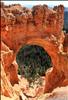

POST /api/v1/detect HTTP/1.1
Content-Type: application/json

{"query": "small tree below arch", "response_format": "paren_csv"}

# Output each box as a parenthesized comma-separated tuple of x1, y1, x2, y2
(16, 45, 52, 83)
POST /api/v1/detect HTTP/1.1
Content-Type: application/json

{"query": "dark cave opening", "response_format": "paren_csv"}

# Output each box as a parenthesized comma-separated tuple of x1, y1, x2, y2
(16, 45, 52, 82)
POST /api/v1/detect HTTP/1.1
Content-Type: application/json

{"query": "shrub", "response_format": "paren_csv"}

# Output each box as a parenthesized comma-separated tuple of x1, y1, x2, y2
(16, 45, 52, 82)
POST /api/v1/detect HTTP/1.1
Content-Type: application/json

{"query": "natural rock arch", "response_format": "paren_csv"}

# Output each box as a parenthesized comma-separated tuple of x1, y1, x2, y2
(1, 3, 68, 98)
(17, 38, 64, 92)
(17, 38, 59, 70)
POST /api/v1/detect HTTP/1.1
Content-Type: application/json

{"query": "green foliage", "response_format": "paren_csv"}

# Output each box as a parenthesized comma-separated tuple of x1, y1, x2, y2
(18, 65, 21, 75)
(63, 27, 68, 33)
(16, 45, 52, 83)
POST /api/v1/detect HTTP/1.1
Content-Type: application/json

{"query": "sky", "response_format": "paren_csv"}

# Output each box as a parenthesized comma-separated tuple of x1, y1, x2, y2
(2, 1, 68, 8)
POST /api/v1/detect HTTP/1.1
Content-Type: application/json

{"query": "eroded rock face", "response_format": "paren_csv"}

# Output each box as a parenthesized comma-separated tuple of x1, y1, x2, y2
(63, 34, 68, 53)
(1, 4, 64, 51)
(1, 2, 68, 100)
(38, 86, 68, 100)
(1, 42, 18, 85)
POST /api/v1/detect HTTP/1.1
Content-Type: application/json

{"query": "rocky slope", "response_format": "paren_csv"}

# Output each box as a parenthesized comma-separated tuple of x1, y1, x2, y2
(1, 2, 68, 100)
(38, 86, 68, 100)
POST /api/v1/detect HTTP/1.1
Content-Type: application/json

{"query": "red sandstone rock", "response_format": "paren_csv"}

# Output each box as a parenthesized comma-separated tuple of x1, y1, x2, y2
(8, 61, 18, 85)
(1, 3, 68, 100)
(1, 41, 10, 51)
(1, 63, 14, 97)
(63, 34, 68, 53)
(1, 42, 18, 85)
(1, 4, 64, 52)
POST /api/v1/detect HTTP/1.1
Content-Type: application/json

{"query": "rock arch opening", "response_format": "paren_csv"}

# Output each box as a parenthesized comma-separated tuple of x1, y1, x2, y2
(16, 45, 52, 82)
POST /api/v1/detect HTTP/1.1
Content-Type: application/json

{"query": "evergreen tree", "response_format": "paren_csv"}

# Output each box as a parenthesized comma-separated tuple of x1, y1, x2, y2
(16, 45, 52, 82)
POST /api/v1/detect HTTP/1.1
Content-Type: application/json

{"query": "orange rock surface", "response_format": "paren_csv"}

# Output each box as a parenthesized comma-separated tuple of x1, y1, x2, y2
(1, 2, 68, 100)
(38, 86, 68, 100)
